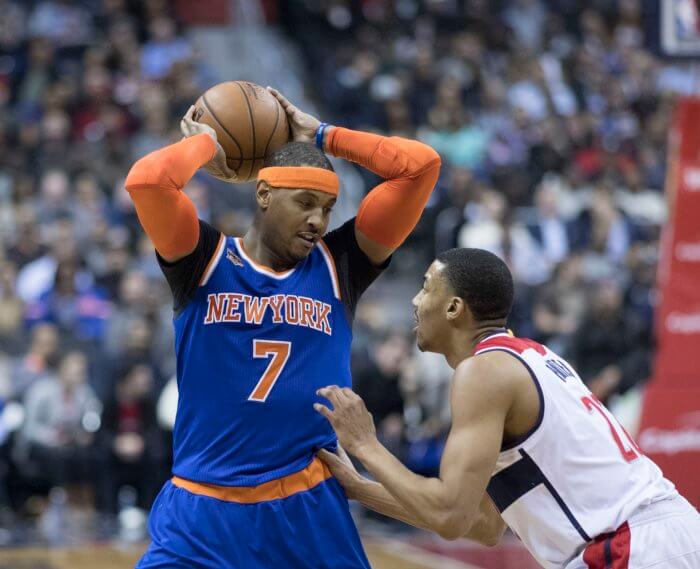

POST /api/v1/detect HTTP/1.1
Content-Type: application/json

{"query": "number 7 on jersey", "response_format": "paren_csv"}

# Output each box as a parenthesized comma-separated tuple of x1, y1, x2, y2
(248, 340, 291, 402)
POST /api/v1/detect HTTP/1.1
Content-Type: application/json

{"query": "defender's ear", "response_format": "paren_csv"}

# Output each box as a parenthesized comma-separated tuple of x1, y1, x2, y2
(446, 296, 466, 322)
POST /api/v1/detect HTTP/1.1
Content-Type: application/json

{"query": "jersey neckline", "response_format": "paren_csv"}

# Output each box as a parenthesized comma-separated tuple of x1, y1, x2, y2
(233, 237, 298, 280)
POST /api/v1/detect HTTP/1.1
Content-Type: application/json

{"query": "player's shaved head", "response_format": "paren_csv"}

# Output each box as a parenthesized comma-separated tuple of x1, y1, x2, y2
(436, 248, 514, 323)
(264, 142, 334, 171)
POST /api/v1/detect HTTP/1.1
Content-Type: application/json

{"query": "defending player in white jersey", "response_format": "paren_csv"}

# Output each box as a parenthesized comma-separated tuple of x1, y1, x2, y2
(316, 248, 700, 569)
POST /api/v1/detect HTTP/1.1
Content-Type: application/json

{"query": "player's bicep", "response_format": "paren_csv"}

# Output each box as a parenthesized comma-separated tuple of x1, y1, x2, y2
(439, 399, 505, 499)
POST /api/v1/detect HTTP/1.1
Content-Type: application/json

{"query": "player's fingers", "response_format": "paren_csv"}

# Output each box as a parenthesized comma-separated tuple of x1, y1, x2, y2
(317, 386, 343, 404)
(181, 106, 194, 126)
(317, 449, 342, 467)
(313, 403, 334, 422)
(336, 443, 355, 470)
(336, 444, 352, 463)
(282, 103, 298, 119)
(318, 450, 353, 478)
(269, 90, 298, 117)
(267, 86, 289, 106)
(181, 117, 195, 136)
(330, 386, 350, 406)
(341, 387, 356, 399)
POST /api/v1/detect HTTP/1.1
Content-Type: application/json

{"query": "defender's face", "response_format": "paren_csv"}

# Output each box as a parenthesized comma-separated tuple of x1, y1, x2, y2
(263, 188, 336, 263)
(412, 261, 451, 353)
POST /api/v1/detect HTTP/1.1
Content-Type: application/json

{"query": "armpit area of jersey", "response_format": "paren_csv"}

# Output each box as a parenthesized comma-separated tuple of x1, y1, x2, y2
(323, 217, 391, 319)
(157, 219, 222, 313)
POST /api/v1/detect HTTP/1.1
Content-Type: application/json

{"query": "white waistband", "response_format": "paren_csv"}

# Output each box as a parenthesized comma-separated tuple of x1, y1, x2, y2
(627, 493, 694, 528)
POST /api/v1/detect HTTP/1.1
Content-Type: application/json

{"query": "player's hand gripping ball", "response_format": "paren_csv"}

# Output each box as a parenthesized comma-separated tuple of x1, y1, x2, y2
(267, 87, 321, 144)
(191, 81, 290, 182)
(180, 105, 239, 184)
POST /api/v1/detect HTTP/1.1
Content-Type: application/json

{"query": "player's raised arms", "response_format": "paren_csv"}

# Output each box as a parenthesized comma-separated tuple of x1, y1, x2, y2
(124, 111, 235, 263)
(269, 88, 440, 266)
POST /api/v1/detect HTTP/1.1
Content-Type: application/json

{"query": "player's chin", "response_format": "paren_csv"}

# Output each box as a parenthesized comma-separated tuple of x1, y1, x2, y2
(414, 327, 426, 351)
(288, 239, 313, 263)
(288, 239, 316, 261)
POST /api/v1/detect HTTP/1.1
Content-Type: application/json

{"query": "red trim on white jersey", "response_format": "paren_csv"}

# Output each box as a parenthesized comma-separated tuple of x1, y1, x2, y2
(475, 334, 547, 356)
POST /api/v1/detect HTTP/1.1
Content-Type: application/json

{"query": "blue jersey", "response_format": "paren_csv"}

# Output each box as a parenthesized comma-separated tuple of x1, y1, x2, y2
(159, 218, 385, 486)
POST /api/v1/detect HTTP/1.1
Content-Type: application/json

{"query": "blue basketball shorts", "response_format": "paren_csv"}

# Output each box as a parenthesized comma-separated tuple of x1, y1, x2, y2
(136, 463, 370, 568)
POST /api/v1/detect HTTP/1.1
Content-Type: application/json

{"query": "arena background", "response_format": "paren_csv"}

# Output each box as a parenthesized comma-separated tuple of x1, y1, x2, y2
(0, 1, 698, 568)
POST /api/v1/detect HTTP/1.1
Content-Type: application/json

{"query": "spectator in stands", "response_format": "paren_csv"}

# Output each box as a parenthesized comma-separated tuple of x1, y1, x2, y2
(14, 351, 100, 490)
(0, 260, 23, 346)
(140, 16, 191, 80)
(28, 0, 94, 49)
(25, 258, 112, 345)
(529, 185, 570, 260)
(9, 323, 58, 401)
(434, 167, 477, 254)
(5, 205, 45, 270)
(353, 330, 410, 457)
(35, 169, 72, 225)
(96, 363, 165, 514)
(568, 280, 651, 403)
(400, 349, 452, 477)
(532, 256, 587, 353)
(570, 182, 634, 276)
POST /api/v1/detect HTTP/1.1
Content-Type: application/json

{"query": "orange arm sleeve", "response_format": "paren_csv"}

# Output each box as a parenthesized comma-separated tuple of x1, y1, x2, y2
(326, 127, 441, 249)
(124, 134, 216, 260)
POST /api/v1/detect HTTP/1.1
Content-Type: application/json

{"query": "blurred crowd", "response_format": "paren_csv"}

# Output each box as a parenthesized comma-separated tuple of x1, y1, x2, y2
(0, 0, 689, 533)
(283, 0, 682, 476)
(0, 0, 217, 524)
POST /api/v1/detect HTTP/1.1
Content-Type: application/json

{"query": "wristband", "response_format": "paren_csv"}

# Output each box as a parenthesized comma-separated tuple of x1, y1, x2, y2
(315, 122, 329, 150)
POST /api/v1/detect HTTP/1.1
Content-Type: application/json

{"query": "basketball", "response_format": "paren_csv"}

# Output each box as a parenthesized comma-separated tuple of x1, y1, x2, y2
(193, 81, 290, 182)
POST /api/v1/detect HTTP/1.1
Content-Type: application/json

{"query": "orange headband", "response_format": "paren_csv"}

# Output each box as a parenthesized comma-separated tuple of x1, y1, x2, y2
(257, 167, 339, 196)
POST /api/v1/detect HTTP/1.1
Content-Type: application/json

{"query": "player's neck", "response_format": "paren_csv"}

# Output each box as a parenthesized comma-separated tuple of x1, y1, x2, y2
(471, 325, 509, 347)
(443, 325, 508, 369)
(242, 228, 297, 272)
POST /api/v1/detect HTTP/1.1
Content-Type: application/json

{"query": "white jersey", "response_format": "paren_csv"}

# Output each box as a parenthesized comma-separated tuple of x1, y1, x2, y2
(474, 333, 677, 569)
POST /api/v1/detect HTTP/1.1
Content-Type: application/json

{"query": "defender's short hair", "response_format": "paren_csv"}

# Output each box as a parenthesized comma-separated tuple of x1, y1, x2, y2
(436, 248, 514, 322)
(264, 141, 334, 171)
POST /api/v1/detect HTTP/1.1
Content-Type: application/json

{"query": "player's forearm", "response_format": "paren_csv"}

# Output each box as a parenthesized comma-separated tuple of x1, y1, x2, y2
(325, 127, 440, 183)
(326, 127, 440, 250)
(348, 478, 434, 532)
(125, 134, 215, 192)
(125, 134, 215, 260)
(462, 493, 507, 547)
(355, 440, 473, 540)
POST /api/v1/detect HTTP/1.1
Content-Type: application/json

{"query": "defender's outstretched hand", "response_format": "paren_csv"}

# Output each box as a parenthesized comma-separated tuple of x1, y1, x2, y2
(180, 105, 238, 183)
(315, 386, 377, 456)
(267, 87, 321, 144)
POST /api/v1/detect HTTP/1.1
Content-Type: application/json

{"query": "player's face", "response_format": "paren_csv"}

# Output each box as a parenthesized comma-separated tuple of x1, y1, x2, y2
(411, 261, 451, 353)
(265, 189, 336, 263)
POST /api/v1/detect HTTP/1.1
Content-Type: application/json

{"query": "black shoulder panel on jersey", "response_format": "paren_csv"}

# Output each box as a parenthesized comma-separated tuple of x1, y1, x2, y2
(157, 219, 222, 313)
(322, 217, 390, 322)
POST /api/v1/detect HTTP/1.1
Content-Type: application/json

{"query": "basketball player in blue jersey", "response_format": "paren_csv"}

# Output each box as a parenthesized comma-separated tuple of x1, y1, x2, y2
(124, 87, 440, 568)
